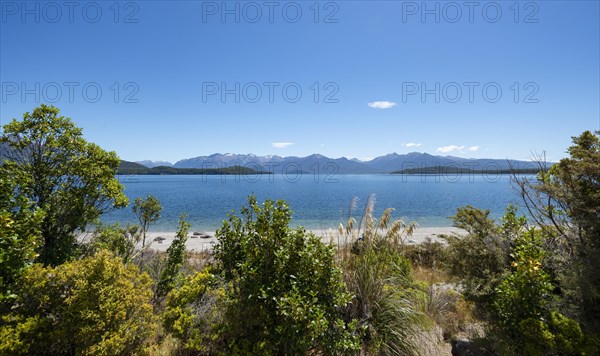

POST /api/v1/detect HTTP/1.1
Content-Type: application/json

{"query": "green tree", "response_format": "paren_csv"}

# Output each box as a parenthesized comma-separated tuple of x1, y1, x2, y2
(155, 214, 189, 300)
(0, 105, 128, 265)
(0, 250, 157, 355)
(442, 206, 514, 310)
(494, 228, 585, 354)
(514, 130, 600, 333)
(494, 229, 554, 334)
(0, 175, 43, 308)
(86, 223, 141, 264)
(132, 194, 162, 265)
(212, 196, 359, 354)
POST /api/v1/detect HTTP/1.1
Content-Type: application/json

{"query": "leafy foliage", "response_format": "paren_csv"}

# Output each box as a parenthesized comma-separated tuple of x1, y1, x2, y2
(493, 229, 554, 333)
(86, 223, 141, 264)
(0, 175, 43, 308)
(132, 194, 162, 266)
(514, 130, 600, 333)
(0, 250, 157, 355)
(0, 105, 128, 265)
(156, 214, 190, 300)
(117, 161, 267, 175)
(442, 206, 515, 310)
(494, 228, 587, 354)
(211, 196, 359, 354)
(163, 269, 225, 353)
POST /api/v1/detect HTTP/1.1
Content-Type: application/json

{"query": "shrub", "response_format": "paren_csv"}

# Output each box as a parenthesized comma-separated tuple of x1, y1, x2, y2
(513, 131, 600, 333)
(86, 223, 141, 264)
(155, 214, 190, 301)
(442, 206, 515, 310)
(494, 228, 586, 354)
(493, 229, 553, 334)
(520, 312, 584, 355)
(404, 237, 447, 269)
(0, 250, 157, 355)
(212, 196, 359, 354)
(0, 175, 43, 308)
(163, 269, 225, 353)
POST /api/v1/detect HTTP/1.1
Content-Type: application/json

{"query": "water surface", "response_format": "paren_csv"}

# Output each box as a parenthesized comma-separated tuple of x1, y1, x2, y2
(101, 173, 528, 231)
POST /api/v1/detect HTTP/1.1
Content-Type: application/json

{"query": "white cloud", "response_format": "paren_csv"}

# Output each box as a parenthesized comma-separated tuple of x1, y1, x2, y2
(436, 145, 465, 153)
(403, 142, 422, 148)
(368, 101, 397, 109)
(272, 142, 295, 148)
(436, 145, 480, 154)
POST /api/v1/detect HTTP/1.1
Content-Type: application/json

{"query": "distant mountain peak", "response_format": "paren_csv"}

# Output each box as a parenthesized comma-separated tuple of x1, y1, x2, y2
(167, 152, 543, 174)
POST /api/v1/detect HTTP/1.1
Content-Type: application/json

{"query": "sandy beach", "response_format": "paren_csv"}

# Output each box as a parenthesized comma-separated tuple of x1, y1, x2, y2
(109, 227, 467, 253)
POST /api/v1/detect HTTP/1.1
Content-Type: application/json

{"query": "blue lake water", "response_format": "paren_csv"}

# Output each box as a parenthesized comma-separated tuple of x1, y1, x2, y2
(101, 173, 530, 231)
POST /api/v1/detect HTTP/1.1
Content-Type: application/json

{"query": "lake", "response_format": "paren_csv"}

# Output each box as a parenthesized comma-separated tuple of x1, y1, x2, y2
(101, 173, 530, 232)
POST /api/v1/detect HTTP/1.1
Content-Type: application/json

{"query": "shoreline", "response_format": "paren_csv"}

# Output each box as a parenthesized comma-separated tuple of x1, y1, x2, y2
(81, 227, 465, 253)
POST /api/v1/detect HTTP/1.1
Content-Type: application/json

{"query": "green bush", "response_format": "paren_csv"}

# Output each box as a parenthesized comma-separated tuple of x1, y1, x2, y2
(0, 175, 43, 308)
(0, 250, 157, 355)
(163, 269, 225, 353)
(520, 312, 584, 355)
(442, 206, 516, 310)
(404, 237, 447, 269)
(86, 223, 141, 264)
(494, 229, 553, 333)
(212, 196, 359, 354)
(494, 228, 587, 354)
(155, 214, 190, 300)
(513, 131, 600, 333)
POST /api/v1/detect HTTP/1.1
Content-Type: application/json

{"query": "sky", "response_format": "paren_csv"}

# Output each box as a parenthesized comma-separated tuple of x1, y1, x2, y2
(1, 0, 599, 163)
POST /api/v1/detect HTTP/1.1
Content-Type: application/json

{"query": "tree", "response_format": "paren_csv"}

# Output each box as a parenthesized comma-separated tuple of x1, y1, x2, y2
(156, 214, 189, 300)
(86, 223, 141, 264)
(0, 105, 128, 265)
(493, 228, 585, 355)
(132, 194, 162, 265)
(513, 130, 600, 333)
(0, 250, 157, 355)
(442, 206, 514, 310)
(212, 196, 359, 354)
(0, 175, 43, 308)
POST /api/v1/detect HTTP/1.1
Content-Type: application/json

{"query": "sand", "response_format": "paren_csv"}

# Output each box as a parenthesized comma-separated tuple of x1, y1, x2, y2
(119, 227, 466, 253)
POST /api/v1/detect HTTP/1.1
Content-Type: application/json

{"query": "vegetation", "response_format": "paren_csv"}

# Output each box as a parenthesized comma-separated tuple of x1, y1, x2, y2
(117, 161, 268, 175)
(156, 214, 190, 300)
(441, 205, 513, 312)
(392, 167, 543, 175)
(133, 194, 162, 266)
(211, 196, 360, 354)
(0, 175, 43, 308)
(514, 130, 600, 334)
(0, 104, 128, 265)
(1, 106, 599, 355)
(86, 223, 141, 264)
(338, 196, 427, 355)
(0, 250, 157, 355)
(163, 269, 223, 353)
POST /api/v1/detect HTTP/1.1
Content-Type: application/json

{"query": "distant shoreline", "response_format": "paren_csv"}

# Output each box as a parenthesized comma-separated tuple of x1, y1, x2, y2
(81, 227, 466, 253)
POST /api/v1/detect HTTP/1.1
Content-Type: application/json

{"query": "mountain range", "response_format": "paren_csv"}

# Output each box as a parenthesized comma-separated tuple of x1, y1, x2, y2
(135, 152, 547, 174)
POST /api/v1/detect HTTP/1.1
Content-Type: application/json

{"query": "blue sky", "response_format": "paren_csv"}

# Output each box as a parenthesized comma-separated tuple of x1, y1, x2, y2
(1, 0, 598, 163)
